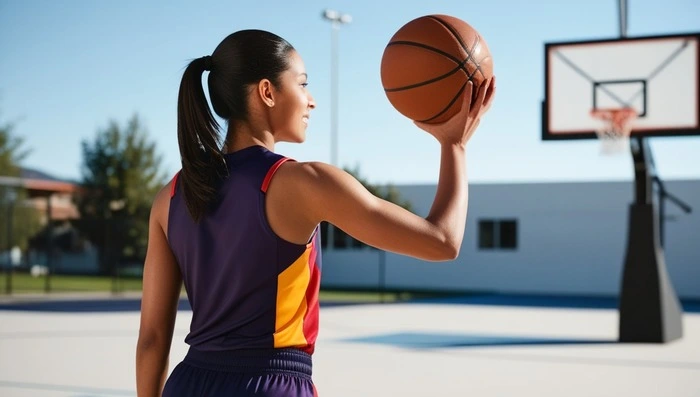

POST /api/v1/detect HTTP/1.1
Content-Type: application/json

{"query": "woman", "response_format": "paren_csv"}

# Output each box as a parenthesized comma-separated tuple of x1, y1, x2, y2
(136, 29, 495, 396)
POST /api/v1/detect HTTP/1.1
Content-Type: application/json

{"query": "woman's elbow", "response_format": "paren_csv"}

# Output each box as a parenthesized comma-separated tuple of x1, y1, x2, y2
(137, 329, 170, 353)
(425, 238, 461, 261)
(440, 242, 461, 261)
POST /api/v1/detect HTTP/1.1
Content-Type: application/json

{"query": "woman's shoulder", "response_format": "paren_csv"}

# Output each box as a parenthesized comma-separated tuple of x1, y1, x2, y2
(276, 160, 335, 182)
(149, 174, 178, 224)
(271, 160, 358, 197)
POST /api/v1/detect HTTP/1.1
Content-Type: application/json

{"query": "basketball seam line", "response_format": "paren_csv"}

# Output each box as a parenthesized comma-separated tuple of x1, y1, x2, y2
(428, 15, 487, 81)
(386, 41, 467, 68)
(429, 15, 484, 80)
(417, 17, 485, 121)
(418, 82, 469, 123)
(383, 42, 473, 92)
(418, 28, 479, 122)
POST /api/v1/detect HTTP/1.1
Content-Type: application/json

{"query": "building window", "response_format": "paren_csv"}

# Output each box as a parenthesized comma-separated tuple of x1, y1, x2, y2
(478, 219, 518, 250)
(499, 220, 517, 249)
(319, 222, 366, 250)
(478, 220, 495, 249)
(320, 222, 329, 248)
(334, 226, 349, 249)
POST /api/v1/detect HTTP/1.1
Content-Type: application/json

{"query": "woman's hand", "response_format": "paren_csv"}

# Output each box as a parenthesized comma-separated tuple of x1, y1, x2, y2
(414, 76, 496, 147)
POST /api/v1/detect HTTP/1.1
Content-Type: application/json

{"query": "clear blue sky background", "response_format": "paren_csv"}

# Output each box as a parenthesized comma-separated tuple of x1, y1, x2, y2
(1, 0, 698, 185)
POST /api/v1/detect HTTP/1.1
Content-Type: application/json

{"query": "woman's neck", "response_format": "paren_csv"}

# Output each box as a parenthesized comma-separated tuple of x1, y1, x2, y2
(224, 120, 274, 153)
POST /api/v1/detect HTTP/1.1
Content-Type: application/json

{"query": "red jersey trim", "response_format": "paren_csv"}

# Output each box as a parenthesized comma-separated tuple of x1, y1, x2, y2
(261, 158, 291, 193)
(170, 172, 180, 198)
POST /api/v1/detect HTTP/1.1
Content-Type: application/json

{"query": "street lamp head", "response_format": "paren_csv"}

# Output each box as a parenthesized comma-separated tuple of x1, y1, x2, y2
(322, 9, 352, 24)
(322, 9, 339, 21)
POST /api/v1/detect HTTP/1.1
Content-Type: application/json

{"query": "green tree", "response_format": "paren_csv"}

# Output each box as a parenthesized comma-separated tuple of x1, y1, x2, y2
(75, 114, 167, 274)
(0, 116, 42, 253)
(344, 165, 413, 212)
(0, 117, 28, 177)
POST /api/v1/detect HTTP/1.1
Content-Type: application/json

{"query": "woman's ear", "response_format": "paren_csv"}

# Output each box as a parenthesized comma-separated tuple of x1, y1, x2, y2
(257, 79, 275, 108)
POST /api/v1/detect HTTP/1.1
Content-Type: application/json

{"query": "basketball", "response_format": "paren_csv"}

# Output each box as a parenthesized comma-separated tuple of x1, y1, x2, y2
(380, 15, 493, 124)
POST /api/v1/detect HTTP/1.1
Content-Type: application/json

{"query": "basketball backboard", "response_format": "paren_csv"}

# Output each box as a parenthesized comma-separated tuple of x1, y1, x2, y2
(542, 32, 700, 140)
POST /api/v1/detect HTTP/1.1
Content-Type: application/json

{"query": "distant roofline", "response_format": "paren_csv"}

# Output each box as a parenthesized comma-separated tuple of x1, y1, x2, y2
(0, 167, 80, 195)
(20, 166, 78, 183)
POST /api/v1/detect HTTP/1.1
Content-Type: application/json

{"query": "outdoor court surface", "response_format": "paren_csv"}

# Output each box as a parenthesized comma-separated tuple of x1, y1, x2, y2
(1, 294, 699, 396)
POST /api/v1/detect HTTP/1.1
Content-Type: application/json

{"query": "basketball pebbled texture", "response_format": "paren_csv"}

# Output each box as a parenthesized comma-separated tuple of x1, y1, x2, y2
(381, 15, 493, 124)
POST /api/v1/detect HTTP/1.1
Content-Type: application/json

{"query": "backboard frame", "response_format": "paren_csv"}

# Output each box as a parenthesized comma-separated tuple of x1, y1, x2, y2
(542, 32, 700, 141)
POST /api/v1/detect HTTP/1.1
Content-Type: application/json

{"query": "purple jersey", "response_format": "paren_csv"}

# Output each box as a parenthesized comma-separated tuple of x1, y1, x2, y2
(167, 145, 322, 354)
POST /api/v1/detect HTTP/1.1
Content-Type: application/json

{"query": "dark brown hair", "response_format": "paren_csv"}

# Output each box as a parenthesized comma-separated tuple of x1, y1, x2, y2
(176, 30, 294, 221)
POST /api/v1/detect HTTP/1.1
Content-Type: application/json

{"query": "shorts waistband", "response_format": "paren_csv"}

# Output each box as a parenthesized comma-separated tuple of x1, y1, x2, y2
(183, 347, 312, 378)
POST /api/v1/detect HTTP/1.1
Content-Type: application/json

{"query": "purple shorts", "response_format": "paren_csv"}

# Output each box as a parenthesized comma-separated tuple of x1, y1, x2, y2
(162, 347, 317, 396)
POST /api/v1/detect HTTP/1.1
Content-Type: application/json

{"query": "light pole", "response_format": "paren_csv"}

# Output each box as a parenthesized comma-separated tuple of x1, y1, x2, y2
(322, 9, 351, 252)
(4, 188, 16, 295)
(108, 198, 126, 295)
(321, 9, 351, 167)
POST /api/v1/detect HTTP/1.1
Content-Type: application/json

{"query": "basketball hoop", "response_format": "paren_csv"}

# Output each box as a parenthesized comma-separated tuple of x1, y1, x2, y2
(590, 108, 637, 155)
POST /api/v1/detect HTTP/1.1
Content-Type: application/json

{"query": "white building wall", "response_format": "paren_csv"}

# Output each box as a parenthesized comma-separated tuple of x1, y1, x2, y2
(320, 179, 700, 299)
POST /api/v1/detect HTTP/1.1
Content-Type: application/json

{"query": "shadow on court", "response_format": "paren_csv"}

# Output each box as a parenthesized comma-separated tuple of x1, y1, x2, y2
(410, 293, 700, 313)
(343, 331, 616, 349)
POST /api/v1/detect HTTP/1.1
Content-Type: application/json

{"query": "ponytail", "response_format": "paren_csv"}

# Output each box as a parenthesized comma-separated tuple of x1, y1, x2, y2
(176, 30, 296, 221)
(176, 56, 227, 222)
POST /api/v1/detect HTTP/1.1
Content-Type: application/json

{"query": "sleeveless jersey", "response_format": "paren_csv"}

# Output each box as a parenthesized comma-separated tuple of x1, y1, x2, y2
(167, 145, 322, 354)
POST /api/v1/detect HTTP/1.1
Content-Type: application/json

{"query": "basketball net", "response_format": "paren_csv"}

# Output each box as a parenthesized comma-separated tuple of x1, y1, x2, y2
(590, 108, 637, 155)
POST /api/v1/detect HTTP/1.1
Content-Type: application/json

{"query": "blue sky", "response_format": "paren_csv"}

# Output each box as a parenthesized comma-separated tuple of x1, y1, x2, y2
(1, 0, 698, 185)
